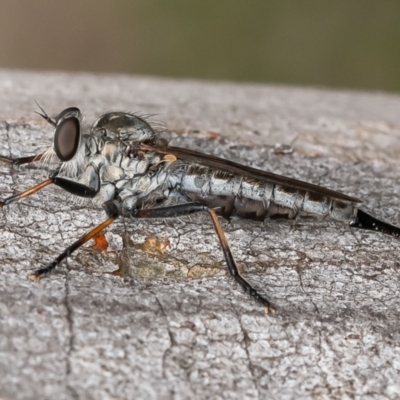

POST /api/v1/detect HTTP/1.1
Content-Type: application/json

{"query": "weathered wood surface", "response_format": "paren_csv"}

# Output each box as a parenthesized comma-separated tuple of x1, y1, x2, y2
(0, 70, 400, 400)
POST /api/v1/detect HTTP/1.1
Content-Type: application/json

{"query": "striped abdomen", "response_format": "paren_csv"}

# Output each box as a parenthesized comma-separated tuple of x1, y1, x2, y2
(169, 165, 357, 222)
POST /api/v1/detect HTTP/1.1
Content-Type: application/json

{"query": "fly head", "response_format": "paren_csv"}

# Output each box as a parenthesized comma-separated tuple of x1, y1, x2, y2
(53, 107, 82, 162)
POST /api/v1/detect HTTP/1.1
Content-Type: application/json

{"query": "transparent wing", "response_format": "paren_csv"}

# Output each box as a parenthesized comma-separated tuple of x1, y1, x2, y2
(140, 144, 362, 204)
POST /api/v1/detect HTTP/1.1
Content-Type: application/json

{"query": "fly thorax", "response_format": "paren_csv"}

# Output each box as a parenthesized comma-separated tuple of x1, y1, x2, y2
(86, 141, 170, 209)
(90, 111, 157, 144)
(72, 111, 174, 208)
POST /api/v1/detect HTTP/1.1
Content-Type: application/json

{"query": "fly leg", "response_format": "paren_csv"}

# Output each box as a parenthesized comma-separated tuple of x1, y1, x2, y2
(0, 176, 98, 207)
(0, 178, 53, 207)
(1, 168, 102, 276)
(0, 153, 45, 166)
(29, 202, 119, 281)
(0, 103, 55, 166)
(134, 203, 275, 312)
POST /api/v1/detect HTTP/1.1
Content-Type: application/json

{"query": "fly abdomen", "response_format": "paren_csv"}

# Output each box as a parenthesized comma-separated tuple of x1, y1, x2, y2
(172, 165, 357, 222)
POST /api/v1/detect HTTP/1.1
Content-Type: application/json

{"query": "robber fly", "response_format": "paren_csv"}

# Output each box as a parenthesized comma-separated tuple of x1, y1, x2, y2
(1, 106, 399, 312)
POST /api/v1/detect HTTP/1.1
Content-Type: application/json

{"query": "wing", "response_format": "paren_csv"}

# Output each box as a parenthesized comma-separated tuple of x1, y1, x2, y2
(140, 144, 362, 204)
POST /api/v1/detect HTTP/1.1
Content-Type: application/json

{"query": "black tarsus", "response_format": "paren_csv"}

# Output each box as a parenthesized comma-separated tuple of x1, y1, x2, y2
(350, 209, 400, 238)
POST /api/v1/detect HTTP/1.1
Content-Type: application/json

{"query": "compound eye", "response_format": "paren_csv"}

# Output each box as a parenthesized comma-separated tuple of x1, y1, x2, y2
(54, 117, 80, 161)
(56, 107, 81, 122)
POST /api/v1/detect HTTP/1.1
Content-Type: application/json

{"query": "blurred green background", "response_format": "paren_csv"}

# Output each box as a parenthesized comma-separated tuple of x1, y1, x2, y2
(0, 0, 399, 92)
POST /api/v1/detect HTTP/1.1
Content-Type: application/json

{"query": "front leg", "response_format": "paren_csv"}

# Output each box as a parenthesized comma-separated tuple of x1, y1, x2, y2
(1, 176, 98, 207)
(0, 103, 55, 166)
(134, 203, 275, 312)
(0, 153, 45, 166)
(0, 104, 57, 166)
